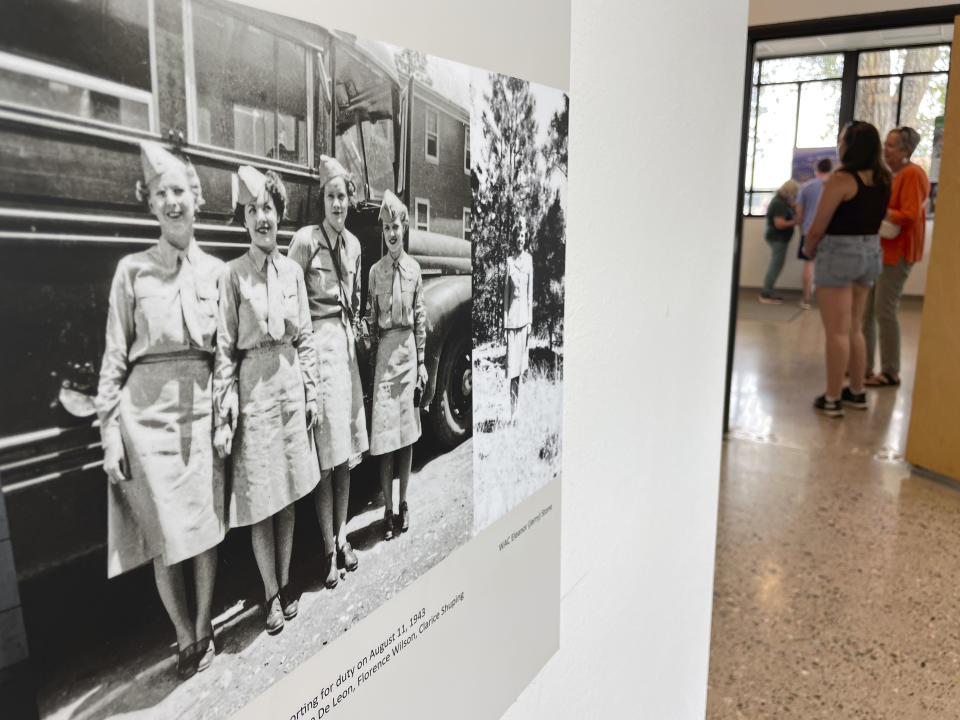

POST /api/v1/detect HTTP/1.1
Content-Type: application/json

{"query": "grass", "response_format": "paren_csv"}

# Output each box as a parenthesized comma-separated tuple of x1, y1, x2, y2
(472, 340, 563, 533)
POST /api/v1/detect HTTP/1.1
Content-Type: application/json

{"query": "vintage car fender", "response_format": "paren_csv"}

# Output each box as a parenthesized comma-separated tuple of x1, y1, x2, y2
(419, 273, 471, 410)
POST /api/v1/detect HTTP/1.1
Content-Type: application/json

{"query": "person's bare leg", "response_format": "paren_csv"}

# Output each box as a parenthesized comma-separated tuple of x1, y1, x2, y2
(397, 445, 412, 506)
(848, 284, 871, 393)
(817, 285, 853, 399)
(802, 260, 814, 304)
(153, 559, 195, 651)
(379, 453, 394, 516)
(251, 518, 279, 601)
(333, 462, 351, 549)
(192, 547, 217, 639)
(314, 468, 334, 554)
(274, 505, 295, 590)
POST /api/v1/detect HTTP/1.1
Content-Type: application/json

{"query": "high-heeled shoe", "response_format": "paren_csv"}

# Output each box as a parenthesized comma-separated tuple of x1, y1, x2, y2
(195, 622, 218, 672)
(279, 585, 299, 620)
(337, 542, 358, 572)
(323, 552, 339, 589)
(265, 594, 285, 635)
(398, 501, 410, 533)
(383, 509, 394, 541)
(176, 643, 198, 680)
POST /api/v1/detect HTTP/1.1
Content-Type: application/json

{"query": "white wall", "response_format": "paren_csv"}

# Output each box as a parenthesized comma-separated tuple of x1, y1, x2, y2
(749, 0, 950, 26)
(239, 0, 746, 717)
(739, 217, 935, 295)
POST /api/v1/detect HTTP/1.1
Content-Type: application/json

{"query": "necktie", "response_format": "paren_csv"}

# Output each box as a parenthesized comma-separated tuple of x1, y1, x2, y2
(391, 259, 403, 326)
(178, 253, 204, 346)
(266, 257, 284, 340)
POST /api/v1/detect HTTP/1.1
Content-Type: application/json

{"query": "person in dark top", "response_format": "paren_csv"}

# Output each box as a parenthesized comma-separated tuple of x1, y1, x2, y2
(803, 121, 892, 417)
(760, 179, 800, 304)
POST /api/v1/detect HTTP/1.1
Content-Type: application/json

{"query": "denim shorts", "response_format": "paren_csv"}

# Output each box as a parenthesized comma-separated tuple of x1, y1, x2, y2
(813, 234, 882, 288)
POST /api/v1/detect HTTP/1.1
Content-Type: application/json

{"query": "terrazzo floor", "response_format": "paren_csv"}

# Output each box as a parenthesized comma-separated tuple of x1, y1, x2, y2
(707, 291, 960, 719)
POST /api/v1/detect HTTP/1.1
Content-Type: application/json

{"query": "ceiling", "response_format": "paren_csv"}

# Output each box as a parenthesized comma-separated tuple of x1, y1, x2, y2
(755, 23, 953, 58)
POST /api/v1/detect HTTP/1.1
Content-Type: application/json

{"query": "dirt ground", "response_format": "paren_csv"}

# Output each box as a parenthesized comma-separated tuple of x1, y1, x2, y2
(472, 342, 563, 532)
(24, 437, 472, 720)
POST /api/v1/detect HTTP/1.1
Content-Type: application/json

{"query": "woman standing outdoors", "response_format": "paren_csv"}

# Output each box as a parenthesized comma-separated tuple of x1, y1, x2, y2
(863, 126, 930, 388)
(214, 166, 320, 634)
(804, 121, 891, 417)
(759, 179, 800, 304)
(366, 191, 428, 539)
(96, 142, 225, 678)
(503, 221, 533, 422)
(288, 156, 368, 588)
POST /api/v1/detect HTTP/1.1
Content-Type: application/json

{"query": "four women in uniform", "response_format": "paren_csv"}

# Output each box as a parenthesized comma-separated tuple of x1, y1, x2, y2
(97, 144, 463, 678)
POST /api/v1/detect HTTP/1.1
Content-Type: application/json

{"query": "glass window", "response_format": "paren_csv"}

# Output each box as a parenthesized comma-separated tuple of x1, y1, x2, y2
(363, 118, 395, 199)
(0, 0, 152, 131)
(796, 80, 841, 148)
(759, 54, 843, 83)
(463, 207, 471, 240)
(334, 44, 397, 201)
(855, 77, 901, 137)
(464, 124, 471, 174)
(191, 2, 309, 165)
(858, 46, 951, 76)
(425, 107, 439, 161)
(415, 198, 429, 231)
(744, 53, 844, 215)
(752, 84, 798, 190)
(899, 73, 949, 174)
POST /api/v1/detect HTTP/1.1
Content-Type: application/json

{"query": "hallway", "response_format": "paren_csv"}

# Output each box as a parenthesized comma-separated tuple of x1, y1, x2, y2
(707, 290, 960, 718)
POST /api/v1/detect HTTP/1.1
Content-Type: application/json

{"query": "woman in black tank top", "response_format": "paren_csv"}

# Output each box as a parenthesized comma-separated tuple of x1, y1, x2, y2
(803, 121, 892, 417)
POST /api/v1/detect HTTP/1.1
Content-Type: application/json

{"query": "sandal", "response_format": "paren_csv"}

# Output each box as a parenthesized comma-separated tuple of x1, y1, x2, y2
(864, 372, 900, 387)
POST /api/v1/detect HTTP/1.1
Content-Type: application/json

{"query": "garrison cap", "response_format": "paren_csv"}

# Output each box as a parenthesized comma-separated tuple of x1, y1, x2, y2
(378, 189, 408, 223)
(316, 154, 350, 188)
(140, 141, 186, 186)
(236, 165, 267, 205)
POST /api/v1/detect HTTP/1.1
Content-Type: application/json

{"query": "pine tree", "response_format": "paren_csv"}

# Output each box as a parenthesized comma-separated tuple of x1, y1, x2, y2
(473, 73, 542, 345)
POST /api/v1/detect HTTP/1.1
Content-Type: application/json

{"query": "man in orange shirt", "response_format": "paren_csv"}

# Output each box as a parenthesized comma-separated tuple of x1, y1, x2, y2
(863, 126, 930, 387)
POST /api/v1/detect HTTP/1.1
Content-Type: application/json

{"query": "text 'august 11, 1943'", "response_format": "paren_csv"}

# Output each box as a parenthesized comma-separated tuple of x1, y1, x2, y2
(288, 590, 466, 719)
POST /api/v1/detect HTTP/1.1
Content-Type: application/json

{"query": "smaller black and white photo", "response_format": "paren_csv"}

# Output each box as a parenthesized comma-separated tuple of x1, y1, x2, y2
(470, 70, 568, 532)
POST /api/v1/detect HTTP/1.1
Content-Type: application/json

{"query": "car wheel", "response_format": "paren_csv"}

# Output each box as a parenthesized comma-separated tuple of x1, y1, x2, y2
(429, 331, 472, 448)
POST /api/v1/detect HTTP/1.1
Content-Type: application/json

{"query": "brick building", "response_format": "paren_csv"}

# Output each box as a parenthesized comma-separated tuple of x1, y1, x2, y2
(408, 80, 472, 240)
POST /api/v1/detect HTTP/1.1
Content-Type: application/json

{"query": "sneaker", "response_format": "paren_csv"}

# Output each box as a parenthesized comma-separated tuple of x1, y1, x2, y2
(758, 293, 783, 305)
(841, 386, 868, 410)
(813, 394, 844, 417)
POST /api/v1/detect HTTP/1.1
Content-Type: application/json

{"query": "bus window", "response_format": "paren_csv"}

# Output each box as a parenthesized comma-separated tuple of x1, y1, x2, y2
(0, 0, 152, 132)
(335, 45, 397, 199)
(190, 2, 310, 166)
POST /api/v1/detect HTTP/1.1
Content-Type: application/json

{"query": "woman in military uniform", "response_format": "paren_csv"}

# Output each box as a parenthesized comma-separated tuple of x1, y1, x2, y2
(365, 191, 428, 539)
(95, 142, 225, 678)
(213, 166, 320, 634)
(503, 222, 534, 422)
(288, 156, 368, 588)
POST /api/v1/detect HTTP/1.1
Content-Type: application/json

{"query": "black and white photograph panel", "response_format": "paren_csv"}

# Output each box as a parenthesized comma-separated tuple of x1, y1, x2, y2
(0, 1, 473, 717)
(471, 70, 567, 533)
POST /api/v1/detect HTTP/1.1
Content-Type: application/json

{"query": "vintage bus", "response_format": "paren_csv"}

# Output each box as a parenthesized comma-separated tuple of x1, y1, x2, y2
(0, 0, 473, 581)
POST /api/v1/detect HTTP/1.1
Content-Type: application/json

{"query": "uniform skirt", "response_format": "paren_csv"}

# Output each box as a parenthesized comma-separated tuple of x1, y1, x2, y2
(312, 316, 368, 470)
(505, 325, 530, 379)
(230, 343, 321, 527)
(109, 354, 225, 578)
(370, 327, 421, 456)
